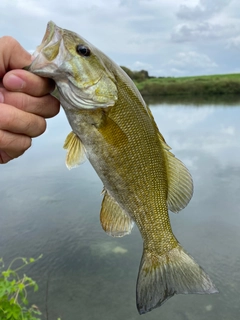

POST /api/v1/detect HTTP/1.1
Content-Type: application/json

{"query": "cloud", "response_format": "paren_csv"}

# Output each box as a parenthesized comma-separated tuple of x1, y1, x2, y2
(168, 51, 217, 69)
(173, 0, 240, 50)
(132, 61, 153, 71)
(1, 0, 240, 76)
(177, 0, 232, 21)
(226, 35, 240, 49)
(166, 107, 215, 129)
(169, 68, 186, 76)
(12, 0, 49, 17)
(171, 22, 236, 43)
(221, 126, 235, 135)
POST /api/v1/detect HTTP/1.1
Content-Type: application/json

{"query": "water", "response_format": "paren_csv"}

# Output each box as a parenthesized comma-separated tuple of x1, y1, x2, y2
(1, 97, 240, 319)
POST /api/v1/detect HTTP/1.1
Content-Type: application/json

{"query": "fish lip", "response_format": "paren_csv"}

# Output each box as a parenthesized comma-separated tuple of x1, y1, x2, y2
(27, 21, 64, 74)
(32, 21, 61, 59)
(41, 21, 56, 47)
(24, 22, 57, 71)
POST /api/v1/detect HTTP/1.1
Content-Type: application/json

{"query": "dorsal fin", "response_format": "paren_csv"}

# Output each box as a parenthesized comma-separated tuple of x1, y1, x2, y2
(145, 106, 193, 213)
(63, 131, 86, 170)
(158, 136, 193, 213)
(100, 189, 134, 237)
(166, 151, 193, 213)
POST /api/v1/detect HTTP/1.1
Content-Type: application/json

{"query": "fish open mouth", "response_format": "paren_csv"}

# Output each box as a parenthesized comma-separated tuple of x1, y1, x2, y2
(32, 21, 60, 59)
(38, 21, 56, 50)
(24, 21, 65, 75)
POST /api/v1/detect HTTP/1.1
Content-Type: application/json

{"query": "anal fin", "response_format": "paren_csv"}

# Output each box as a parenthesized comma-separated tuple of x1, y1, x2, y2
(100, 190, 134, 237)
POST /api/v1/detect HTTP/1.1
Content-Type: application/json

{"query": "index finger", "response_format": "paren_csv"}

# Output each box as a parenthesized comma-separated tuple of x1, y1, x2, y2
(3, 69, 56, 97)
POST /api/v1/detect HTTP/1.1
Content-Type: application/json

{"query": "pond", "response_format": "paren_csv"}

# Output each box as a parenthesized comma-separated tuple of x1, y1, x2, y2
(1, 96, 240, 320)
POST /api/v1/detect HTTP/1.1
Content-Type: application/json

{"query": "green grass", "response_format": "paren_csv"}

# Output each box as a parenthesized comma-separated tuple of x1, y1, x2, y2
(132, 73, 240, 96)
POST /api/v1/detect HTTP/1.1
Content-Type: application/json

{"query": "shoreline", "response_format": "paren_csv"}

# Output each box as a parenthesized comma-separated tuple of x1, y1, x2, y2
(121, 67, 240, 96)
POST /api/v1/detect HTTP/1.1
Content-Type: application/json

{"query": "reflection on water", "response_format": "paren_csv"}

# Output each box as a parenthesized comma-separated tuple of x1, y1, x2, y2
(144, 93, 240, 106)
(1, 97, 240, 320)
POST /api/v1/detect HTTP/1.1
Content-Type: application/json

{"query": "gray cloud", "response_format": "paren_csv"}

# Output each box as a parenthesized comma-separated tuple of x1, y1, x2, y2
(177, 0, 232, 21)
(168, 51, 217, 68)
(171, 22, 238, 43)
(226, 35, 240, 49)
(1, 0, 240, 77)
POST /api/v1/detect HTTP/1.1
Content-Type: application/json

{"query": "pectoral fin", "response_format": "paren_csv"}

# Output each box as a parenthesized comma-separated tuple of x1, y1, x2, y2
(157, 133, 193, 213)
(100, 190, 134, 237)
(63, 131, 86, 170)
(98, 114, 128, 147)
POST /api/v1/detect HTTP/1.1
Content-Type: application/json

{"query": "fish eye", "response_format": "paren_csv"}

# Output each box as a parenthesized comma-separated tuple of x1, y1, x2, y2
(76, 45, 91, 57)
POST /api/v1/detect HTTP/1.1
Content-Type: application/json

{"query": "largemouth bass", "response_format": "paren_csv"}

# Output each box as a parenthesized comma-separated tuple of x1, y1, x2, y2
(27, 21, 218, 314)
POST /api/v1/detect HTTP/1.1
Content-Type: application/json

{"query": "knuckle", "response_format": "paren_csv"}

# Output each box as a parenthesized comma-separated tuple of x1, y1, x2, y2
(12, 136, 32, 155)
(31, 117, 47, 137)
(21, 136, 32, 151)
(0, 129, 32, 155)
(33, 95, 60, 118)
(0, 107, 13, 130)
(0, 130, 7, 148)
(40, 118, 47, 135)
(0, 151, 10, 164)
(44, 96, 60, 118)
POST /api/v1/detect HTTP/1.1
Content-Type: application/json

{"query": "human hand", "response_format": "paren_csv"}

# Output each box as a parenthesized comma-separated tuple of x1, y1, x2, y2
(0, 36, 60, 164)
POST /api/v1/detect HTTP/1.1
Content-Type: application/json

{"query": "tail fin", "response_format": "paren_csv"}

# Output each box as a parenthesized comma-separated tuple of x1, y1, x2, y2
(136, 245, 218, 314)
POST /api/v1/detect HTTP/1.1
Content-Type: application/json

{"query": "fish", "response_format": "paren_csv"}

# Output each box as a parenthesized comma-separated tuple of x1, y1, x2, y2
(26, 21, 218, 314)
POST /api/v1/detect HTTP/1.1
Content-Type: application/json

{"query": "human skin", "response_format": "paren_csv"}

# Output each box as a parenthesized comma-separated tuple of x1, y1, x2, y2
(0, 36, 60, 164)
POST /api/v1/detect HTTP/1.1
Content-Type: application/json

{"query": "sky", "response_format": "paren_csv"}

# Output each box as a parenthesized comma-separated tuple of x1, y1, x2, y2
(1, 0, 240, 77)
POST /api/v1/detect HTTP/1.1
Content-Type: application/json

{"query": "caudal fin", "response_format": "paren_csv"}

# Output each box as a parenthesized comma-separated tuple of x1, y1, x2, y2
(136, 245, 218, 314)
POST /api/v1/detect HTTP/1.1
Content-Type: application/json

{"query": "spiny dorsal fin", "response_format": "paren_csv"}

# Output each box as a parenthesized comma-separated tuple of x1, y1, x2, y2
(63, 131, 86, 170)
(100, 190, 134, 237)
(156, 130, 193, 213)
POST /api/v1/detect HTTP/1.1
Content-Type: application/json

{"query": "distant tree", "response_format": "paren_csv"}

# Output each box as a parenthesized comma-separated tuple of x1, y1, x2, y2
(120, 66, 149, 82)
(134, 70, 149, 81)
(120, 66, 134, 79)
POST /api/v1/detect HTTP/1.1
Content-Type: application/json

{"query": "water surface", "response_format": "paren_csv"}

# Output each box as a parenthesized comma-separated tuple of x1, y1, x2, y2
(1, 98, 240, 320)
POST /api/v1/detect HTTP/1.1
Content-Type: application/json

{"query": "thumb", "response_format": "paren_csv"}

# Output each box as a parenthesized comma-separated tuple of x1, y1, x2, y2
(0, 36, 32, 77)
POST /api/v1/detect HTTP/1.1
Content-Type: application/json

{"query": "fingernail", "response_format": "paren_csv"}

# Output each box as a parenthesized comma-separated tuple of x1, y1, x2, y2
(0, 91, 4, 103)
(6, 74, 25, 90)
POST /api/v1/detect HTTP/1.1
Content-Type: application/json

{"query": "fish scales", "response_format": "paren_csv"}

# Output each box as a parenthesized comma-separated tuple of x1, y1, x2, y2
(77, 86, 173, 252)
(26, 21, 218, 314)
(70, 72, 170, 239)
(107, 77, 174, 251)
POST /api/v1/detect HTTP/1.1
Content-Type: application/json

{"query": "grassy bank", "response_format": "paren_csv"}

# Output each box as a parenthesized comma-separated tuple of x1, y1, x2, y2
(137, 74, 240, 96)
(120, 67, 240, 96)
